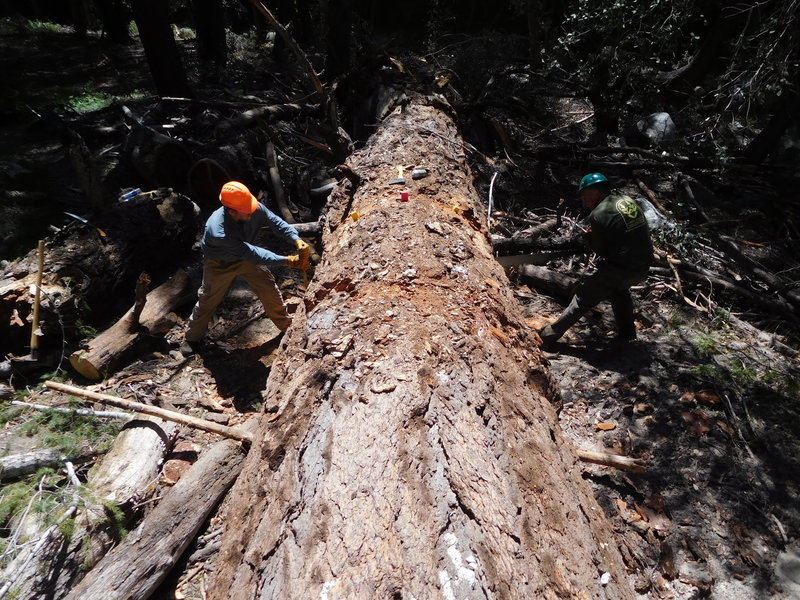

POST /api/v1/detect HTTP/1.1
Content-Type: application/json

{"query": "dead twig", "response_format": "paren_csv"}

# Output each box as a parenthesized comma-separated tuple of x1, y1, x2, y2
(575, 449, 647, 473)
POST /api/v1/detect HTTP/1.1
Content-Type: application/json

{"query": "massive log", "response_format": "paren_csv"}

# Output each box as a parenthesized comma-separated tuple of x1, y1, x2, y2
(208, 100, 633, 599)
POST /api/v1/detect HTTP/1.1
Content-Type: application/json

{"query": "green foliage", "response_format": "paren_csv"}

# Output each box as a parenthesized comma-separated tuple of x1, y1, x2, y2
(692, 332, 719, 358)
(0, 18, 69, 35)
(100, 500, 128, 540)
(65, 92, 113, 114)
(0, 480, 35, 526)
(19, 404, 121, 456)
(709, 306, 732, 330)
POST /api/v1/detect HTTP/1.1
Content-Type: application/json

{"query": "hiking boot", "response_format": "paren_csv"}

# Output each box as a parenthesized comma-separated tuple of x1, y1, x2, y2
(537, 325, 561, 349)
(179, 340, 204, 357)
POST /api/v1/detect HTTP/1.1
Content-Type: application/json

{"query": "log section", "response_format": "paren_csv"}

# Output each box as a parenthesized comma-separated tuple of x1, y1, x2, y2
(208, 100, 634, 599)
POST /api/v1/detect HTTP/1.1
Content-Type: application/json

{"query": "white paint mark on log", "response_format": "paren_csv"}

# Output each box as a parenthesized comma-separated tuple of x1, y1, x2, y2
(439, 569, 456, 600)
(319, 579, 337, 600)
(443, 532, 478, 585)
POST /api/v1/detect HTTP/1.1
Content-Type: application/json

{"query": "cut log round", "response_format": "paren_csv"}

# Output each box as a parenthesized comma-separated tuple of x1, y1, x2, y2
(208, 100, 634, 599)
(69, 269, 193, 380)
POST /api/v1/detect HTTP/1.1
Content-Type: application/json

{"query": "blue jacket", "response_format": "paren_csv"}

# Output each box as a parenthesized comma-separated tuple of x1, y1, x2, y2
(201, 203, 300, 266)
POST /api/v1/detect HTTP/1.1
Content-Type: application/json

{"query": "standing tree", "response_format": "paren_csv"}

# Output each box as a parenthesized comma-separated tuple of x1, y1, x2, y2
(130, 0, 193, 98)
(191, 0, 227, 63)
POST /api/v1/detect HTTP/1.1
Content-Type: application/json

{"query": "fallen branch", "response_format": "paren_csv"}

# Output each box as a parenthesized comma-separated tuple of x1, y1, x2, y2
(0, 447, 96, 482)
(517, 264, 579, 299)
(635, 179, 668, 213)
(69, 269, 193, 379)
(248, 0, 325, 98)
(44, 381, 253, 444)
(266, 141, 295, 223)
(575, 449, 647, 473)
(10, 400, 132, 420)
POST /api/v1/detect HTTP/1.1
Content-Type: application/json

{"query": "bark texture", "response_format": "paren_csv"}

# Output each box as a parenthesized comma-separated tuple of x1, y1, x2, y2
(63, 438, 247, 600)
(208, 100, 634, 599)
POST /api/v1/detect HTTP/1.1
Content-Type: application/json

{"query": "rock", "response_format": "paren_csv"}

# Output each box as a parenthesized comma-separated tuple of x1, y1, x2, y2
(775, 548, 800, 597)
(625, 112, 676, 147)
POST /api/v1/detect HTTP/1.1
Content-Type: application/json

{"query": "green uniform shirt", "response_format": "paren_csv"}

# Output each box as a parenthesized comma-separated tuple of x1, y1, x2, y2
(588, 192, 654, 271)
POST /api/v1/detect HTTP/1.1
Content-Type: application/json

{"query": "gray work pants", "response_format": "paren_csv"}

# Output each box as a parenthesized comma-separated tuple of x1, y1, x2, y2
(185, 259, 291, 342)
(542, 262, 648, 342)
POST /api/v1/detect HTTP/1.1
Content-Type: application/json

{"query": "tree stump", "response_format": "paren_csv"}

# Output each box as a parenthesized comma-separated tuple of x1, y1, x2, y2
(208, 100, 634, 599)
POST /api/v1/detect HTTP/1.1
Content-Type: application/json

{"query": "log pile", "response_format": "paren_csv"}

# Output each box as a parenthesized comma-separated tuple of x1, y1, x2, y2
(0, 191, 200, 363)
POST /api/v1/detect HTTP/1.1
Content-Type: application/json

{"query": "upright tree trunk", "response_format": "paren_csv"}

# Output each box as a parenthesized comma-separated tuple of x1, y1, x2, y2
(191, 0, 227, 63)
(94, 0, 131, 43)
(326, 0, 353, 76)
(208, 99, 633, 599)
(658, 2, 749, 98)
(742, 87, 800, 163)
(130, 0, 193, 98)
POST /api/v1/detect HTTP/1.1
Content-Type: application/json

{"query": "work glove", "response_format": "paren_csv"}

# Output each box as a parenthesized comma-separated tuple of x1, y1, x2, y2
(286, 254, 309, 270)
(295, 239, 311, 263)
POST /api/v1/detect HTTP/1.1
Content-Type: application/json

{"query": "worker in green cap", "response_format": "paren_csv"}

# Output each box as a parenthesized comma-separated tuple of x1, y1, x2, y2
(539, 173, 653, 348)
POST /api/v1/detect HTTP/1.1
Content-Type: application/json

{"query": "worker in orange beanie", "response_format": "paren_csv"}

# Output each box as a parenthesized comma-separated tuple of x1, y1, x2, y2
(183, 181, 309, 351)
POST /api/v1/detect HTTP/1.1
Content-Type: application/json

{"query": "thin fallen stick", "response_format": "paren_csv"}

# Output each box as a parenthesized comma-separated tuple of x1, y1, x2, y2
(575, 449, 646, 473)
(44, 381, 253, 444)
(11, 400, 132, 420)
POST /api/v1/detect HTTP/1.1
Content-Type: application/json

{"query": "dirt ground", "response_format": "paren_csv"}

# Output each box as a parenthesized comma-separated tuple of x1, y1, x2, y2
(2, 24, 800, 600)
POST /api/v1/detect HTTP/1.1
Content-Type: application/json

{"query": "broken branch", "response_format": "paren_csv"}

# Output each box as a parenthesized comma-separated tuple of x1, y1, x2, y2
(44, 381, 253, 444)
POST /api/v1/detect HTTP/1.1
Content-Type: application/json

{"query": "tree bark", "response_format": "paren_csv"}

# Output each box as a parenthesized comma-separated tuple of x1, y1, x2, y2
(207, 100, 633, 599)
(93, 0, 131, 44)
(63, 437, 247, 600)
(190, 0, 227, 63)
(69, 269, 193, 380)
(130, 0, 193, 98)
(518, 264, 579, 300)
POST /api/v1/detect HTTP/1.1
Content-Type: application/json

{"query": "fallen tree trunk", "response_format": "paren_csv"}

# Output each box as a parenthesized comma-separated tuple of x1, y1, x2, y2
(69, 269, 193, 379)
(63, 437, 248, 600)
(0, 447, 95, 482)
(0, 414, 176, 600)
(208, 100, 634, 599)
(518, 264, 579, 300)
(45, 380, 254, 443)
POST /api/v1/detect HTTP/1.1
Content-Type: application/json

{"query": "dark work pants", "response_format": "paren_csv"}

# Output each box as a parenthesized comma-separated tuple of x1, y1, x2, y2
(541, 262, 649, 342)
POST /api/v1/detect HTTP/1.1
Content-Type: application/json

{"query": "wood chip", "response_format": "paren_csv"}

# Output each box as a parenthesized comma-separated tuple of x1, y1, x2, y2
(370, 382, 397, 393)
(596, 422, 617, 431)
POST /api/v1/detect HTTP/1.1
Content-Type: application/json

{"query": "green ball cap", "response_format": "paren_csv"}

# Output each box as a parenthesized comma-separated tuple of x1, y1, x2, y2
(578, 172, 608, 191)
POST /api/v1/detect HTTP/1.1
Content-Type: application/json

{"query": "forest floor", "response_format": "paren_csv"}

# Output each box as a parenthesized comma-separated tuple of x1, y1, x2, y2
(1, 23, 800, 600)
